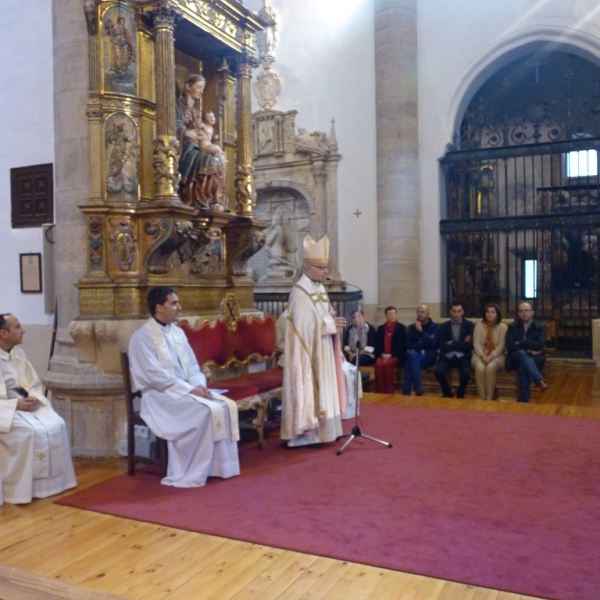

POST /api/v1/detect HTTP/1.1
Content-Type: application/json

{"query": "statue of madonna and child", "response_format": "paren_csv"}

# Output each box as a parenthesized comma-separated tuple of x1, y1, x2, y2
(176, 74, 228, 211)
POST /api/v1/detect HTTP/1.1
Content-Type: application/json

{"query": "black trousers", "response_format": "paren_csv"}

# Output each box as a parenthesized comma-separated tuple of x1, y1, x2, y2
(434, 355, 472, 397)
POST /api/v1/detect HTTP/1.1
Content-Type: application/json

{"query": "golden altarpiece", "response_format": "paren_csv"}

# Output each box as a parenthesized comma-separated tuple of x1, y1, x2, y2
(79, 0, 267, 319)
(48, 0, 268, 457)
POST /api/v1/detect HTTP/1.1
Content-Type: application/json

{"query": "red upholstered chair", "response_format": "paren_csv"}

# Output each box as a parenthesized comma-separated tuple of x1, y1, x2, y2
(120, 351, 168, 477)
(179, 317, 282, 448)
(231, 315, 278, 364)
(182, 319, 231, 369)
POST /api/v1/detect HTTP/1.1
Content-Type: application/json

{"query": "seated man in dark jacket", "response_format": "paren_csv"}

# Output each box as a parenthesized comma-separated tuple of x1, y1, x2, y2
(374, 306, 407, 394)
(505, 302, 549, 402)
(343, 309, 377, 366)
(434, 301, 474, 398)
(402, 304, 439, 396)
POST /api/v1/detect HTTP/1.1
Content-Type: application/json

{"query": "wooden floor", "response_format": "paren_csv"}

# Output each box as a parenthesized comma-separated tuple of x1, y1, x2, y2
(0, 364, 598, 600)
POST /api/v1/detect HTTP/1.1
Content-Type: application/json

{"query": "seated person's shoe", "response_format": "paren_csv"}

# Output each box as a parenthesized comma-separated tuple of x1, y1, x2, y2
(442, 393, 453, 398)
(416, 389, 424, 396)
(537, 380, 549, 392)
(456, 393, 465, 399)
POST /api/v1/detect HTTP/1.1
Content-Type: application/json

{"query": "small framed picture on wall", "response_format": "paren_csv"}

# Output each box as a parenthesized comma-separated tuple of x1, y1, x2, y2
(20, 253, 42, 293)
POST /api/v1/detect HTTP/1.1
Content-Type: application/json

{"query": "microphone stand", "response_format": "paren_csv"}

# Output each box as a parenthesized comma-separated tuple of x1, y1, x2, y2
(337, 341, 392, 455)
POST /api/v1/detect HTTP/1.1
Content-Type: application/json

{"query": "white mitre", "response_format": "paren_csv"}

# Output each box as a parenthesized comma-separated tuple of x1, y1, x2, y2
(303, 235, 329, 265)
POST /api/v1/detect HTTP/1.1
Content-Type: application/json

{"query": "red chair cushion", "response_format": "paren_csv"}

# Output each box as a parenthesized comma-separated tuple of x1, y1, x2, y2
(207, 381, 260, 401)
(222, 369, 283, 394)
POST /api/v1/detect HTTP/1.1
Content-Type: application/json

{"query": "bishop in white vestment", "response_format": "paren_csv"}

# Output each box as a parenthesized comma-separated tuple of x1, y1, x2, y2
(0, 314, 76, 505)
(128, 287, 240, 488)
(281, 236, 348, 446)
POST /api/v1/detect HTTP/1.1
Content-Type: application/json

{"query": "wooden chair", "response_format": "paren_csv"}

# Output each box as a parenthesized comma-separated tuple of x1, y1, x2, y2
(120, 350, 168, 477)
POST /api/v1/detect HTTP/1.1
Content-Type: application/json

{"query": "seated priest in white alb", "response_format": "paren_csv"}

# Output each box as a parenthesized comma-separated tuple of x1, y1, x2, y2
(128, 286, 240, 488)
(0, 313, 76, 505)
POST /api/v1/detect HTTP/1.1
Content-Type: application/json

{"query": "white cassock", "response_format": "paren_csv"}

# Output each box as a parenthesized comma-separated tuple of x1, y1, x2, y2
(280, 274, 346, 446)
(0, 347, 76, 505)
(128, 318, 240, 488)
(340, 360, 362, 421)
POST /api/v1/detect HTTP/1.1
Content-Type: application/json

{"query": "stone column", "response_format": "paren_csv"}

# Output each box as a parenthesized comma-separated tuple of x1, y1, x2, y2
(235, 55, 257, 214)
(51, 0, 91, 352)
(46, 0, 123, 457)
(152, 4, 180, 203)
(312, 160, 327, 240)
(374, 0, 420, 315)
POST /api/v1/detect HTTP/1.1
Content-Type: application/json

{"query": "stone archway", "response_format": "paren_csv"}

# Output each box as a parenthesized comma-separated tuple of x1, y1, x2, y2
(441, 45, 600, 355)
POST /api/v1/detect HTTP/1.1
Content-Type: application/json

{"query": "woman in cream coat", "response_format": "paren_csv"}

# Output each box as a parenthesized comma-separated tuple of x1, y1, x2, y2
(472, 303, 508, 400)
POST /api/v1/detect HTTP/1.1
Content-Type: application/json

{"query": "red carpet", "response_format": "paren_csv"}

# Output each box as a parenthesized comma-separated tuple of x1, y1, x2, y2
(56, 404, 600, 600)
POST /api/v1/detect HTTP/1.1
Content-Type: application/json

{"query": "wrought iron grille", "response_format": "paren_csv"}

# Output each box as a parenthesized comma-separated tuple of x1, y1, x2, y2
(458, 52, 600, 150)
(441, 138, 600, 357)
(254, 289, 363, 320)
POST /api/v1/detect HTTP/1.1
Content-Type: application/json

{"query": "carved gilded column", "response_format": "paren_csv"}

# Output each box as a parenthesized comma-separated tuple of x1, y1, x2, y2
(217, 58, 236, 201)
(152, 3, 180, 203)
(84, 0, 99, 92)
(84, 1, 102, 206)
(235, 55, 258, 214)
(86, 106, 103, 205)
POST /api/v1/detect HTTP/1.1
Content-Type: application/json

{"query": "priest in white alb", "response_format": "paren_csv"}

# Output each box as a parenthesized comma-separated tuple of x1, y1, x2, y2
(0, 313, 76, 504)
(128, 286, 240, 487)
(281, 235, 348, 447)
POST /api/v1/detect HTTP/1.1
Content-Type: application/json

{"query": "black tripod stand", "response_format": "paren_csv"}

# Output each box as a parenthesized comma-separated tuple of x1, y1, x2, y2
(337, 341, 392, 455)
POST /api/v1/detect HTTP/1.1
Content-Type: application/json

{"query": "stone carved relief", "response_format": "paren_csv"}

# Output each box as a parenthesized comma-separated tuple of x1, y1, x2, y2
(69, 319, 124, 374)
(249, 193, 309, 285)
(253, 110, 338, 159)
(256, 0, 278, 61)
(102, 5, 136, 94)
(253, 1, 281, 111)
(295, 128, 329, 156)
(95, 319, 119, 344)
(105, 112, 138, 202)
(258, 207, 297, 282)
(251, 108, 341, 283)
(254, 69, 281, 110)
(95, 319, 121, 373)
(69, 320, 96, 363)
